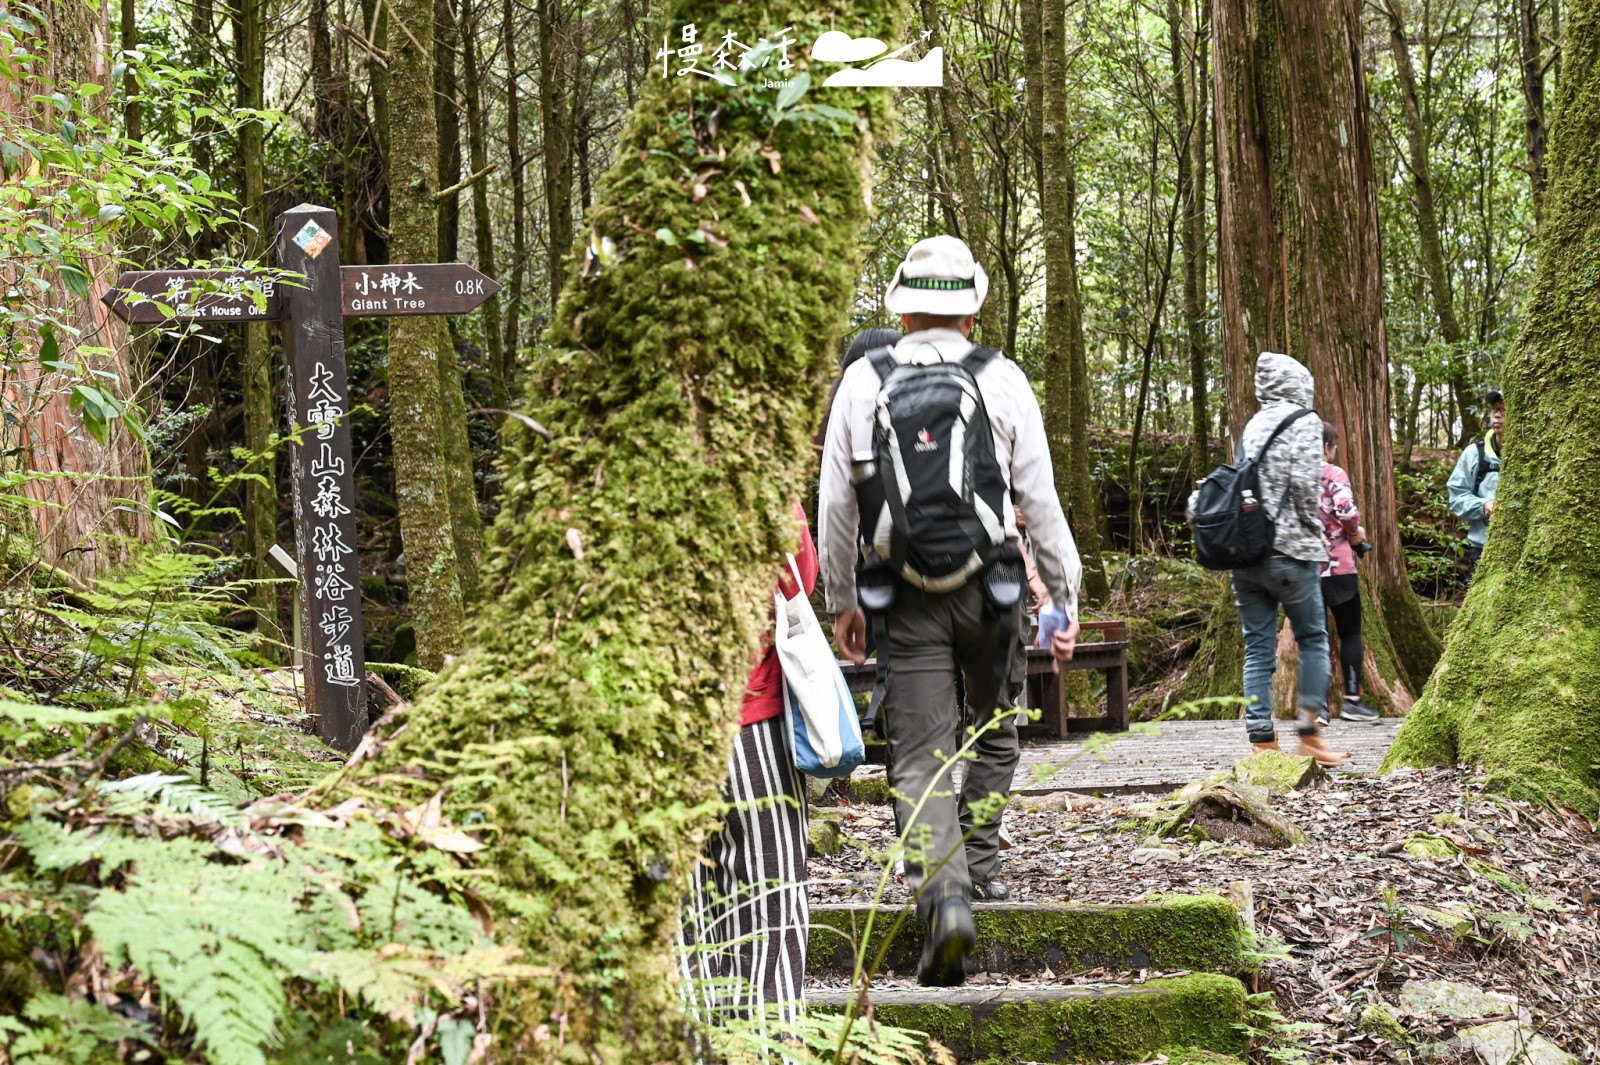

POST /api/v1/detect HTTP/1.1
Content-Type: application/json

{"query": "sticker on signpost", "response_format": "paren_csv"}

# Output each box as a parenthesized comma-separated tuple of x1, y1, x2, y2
(294, 221, 333, 259)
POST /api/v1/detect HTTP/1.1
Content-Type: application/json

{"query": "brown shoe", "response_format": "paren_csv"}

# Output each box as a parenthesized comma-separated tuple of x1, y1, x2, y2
(1251, 740, 1281, 754)
(1297, 731, 1350, 767)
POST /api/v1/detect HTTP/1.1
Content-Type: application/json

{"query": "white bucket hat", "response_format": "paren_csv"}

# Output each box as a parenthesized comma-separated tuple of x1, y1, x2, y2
(883, 235, 989, 316)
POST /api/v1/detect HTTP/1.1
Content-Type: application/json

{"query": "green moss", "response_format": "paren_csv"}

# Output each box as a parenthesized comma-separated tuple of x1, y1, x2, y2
(1162, 575, 1244, 719)
(808, 895, 1248, 979)
(364, 661, 436, 702)
(836, 773, 895, 805)
(1356, 1003, 1408, 1044)
(816, 974, 1250, 1061)
(1403, 833, 1458, 859)
(1231, 750, 1325, 794)
(336, 3, 907, 1058)
(1383, 15, 1600, 816)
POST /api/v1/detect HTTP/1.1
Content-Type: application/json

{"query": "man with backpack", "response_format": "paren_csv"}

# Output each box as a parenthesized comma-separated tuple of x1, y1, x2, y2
(1188, 352, 1345, 766)
(818, 236, 1083, 988)
(1447, 390, 1504, 582)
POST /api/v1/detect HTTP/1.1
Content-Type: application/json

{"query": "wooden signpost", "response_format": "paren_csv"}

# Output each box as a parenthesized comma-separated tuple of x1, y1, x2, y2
(103, 203, 500, 752)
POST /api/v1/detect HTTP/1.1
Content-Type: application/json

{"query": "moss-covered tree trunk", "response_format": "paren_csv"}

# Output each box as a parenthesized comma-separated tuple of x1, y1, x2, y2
(386, 0, 467, 666)
(1212, 0, 1439, 710)
(237, 0, 282, 655)
(355, 2, 900, 1056)
(1042, 0, 1110, 603)
(1385, 0, 1600, 815)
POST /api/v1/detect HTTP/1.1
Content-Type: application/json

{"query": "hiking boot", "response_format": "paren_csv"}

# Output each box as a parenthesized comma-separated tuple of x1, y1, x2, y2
(917, 895, 975, 987)
(1250, 738, 1281, 754)
(1297, 731, 1351, 767)
(1338, 698, 1380, 722)
(1317, 706, 1332, 728)
(971, 879, 1011, 903)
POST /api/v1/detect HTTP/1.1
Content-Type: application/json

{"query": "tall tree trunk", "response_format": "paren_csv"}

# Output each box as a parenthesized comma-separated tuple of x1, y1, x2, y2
(1381, 0, 1480, 443)
(1172, 0, 1210, 474)
(1386, 0, 1600, 814)
(463, 0, 506, 415)
(387, 0, 467, 666)
(358, 4, 900, 1051)
(433, 0, 483, 603)
(435, 0, 462, 262)
(1519, 0, 1550, 218)
(920, 0, 1001, 345)
(1041, 0, 1110, 602)
(236, 0, 282, 651)
(1212, 0, 1440, 701)
(538, 0, 575, 311)
(501, 0, 528, 396)
(119, 0, 139, 142)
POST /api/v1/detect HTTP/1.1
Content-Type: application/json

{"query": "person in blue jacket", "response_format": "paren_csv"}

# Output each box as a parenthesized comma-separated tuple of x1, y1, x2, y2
(1447, 390, 1505, 581)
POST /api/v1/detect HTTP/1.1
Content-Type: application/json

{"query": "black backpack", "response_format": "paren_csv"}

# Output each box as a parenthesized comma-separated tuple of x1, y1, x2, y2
(852, 345, 1011, 591)
(1189, 407, 1316, 571)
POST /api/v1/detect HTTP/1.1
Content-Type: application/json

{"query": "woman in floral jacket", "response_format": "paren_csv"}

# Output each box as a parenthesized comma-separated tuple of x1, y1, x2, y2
(1318, 422, 1380, 722)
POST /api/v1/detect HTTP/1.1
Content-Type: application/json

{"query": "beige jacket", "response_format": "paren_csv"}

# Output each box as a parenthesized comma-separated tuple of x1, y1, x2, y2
(818, 328, 1083, 619)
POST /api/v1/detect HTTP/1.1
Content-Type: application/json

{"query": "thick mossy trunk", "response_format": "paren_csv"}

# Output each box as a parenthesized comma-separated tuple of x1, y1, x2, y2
(356, 3, 900, 1057)
(386, 0, 467, 667)
(1385, 0, 1600, 815)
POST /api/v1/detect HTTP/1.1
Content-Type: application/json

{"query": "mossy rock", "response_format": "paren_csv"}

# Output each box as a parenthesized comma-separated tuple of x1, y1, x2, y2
(1156, 780, 1308, 849)
(1403, 833, 1459, 859)
(808, 810, 845, 857)
(834, 769, 895, 806)
(1356, 1002, 1408, 1043)
(808, 895, 1248, 979)
(811, 974, 1250, 1062)
(1231, 750, 1326, 794)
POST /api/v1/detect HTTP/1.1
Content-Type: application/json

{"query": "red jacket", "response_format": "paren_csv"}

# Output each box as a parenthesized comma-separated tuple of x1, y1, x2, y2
(741, 507, 818, 726)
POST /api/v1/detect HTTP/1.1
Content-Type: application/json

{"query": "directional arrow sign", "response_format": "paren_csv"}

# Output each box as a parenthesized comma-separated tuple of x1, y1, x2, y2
(104, 264, 500, 324)
(102, 269, 279, 324)
(339, 263, 500, 317)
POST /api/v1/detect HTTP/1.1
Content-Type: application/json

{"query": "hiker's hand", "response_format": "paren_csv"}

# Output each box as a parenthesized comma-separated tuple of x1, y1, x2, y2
(835, 608, 868, 665)
(1351, 526, 1368, 546)
(1028, 573, 1050, 612)
(1484, 499, 1495, 517)
(1050, 620, 1080, 672)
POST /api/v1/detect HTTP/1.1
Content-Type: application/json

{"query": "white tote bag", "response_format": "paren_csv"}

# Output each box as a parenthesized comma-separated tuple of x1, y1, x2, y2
(772, 554, 865, 778)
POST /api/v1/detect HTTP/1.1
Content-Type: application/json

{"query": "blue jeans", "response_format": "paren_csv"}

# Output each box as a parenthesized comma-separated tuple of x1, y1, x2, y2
(1231, 554, 1330, 743)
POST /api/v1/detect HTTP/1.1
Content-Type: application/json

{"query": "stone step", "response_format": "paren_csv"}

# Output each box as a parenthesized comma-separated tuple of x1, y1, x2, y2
(810, 975, 1250, 1063)
(807, 895, 1246, 979)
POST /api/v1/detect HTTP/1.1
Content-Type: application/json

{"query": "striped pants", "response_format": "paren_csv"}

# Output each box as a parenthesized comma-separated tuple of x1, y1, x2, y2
(678, 714, 809, 1035)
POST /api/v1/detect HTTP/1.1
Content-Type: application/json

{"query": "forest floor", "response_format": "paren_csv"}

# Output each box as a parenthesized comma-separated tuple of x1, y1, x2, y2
(809, 746, 1600, 1063)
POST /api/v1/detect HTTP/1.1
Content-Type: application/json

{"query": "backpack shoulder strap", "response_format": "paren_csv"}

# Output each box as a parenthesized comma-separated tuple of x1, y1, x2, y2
(1254, 407, 1316, 463)
(1471, 439, 1490, 493)
(959, 345, 1001, 376)
(866, 346, 898, 381)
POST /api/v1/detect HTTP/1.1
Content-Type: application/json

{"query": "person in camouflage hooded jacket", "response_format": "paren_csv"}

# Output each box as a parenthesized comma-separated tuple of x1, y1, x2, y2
(1225, 353, 1347, 766)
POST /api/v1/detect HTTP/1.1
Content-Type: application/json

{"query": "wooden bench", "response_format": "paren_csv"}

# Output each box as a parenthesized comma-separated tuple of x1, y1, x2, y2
(837, 619, 1130, 742)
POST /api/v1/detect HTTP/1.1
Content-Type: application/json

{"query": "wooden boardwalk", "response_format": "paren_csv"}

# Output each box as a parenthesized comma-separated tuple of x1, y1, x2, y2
(853, 718, 1404, 798)
(1013, 718, 1402, 794)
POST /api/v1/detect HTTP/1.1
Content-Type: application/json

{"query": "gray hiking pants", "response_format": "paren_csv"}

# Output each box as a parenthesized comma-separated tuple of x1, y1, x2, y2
(880, 581, 1020, 919)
